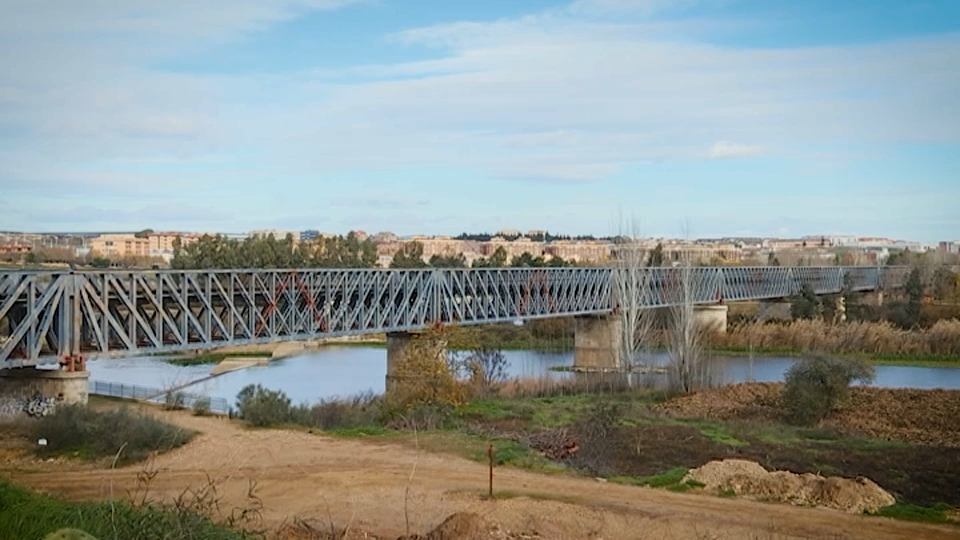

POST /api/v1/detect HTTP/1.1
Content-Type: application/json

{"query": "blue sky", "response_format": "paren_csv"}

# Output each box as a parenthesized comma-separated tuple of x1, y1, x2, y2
(1, 0, 958, 241)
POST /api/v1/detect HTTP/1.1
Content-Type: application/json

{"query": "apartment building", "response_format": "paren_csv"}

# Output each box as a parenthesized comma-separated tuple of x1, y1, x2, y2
(545, 240, 611, 264)
(482, 237, 545, 261)
(90, 232, 198, 261)
(89, 234, 150, 258)
(249, 229, 301, 242)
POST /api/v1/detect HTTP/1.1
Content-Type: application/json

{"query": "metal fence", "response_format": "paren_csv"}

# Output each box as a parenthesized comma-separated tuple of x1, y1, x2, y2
(88, 379, 229, 414)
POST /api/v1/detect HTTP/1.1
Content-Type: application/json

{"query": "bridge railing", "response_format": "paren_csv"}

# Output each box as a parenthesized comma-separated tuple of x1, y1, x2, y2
(0, 266, 910, 367)
(88, 380, 229, 414)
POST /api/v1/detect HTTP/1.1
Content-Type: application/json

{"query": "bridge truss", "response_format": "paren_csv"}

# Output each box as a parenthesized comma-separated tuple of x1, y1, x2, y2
(0, 266, 907, 368)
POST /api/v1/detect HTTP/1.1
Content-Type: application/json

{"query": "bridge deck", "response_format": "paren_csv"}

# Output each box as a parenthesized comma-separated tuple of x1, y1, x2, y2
(0, 266, 907, 368)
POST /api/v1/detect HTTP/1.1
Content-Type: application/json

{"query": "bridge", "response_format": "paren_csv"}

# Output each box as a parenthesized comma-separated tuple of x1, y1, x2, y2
(1, 266, 907, 370)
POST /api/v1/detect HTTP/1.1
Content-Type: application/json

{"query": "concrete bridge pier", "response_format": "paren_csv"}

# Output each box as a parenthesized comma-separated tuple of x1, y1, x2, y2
(573, 315, 623, 371)
(860, 290, 885, 307)
(693, 305, 728, 334)
(758, 300, 792, 323)
(385, 332, 413, 391)
(0, 367, 89, 419)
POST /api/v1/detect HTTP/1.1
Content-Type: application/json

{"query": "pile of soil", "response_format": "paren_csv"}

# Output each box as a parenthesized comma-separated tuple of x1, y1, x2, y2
(279, 513, 524, 540)
(685, 459, 896, 514)
(653, 383, 960, 447)
(827, 387, 960, 446)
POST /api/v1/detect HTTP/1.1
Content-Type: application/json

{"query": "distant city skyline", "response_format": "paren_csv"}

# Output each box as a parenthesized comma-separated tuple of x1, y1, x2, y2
(2, 1, 958, 241)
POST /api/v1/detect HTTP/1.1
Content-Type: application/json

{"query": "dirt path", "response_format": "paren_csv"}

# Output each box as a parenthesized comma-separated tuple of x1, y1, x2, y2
(4, 411, 956, 540)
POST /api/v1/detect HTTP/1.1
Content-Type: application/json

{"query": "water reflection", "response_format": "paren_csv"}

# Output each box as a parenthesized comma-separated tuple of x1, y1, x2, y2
(86, 347, 960, 406)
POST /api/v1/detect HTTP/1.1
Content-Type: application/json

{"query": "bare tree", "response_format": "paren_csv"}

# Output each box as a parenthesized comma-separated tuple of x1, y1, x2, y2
(666, 235, 716, 393)
(612, 216, 657, 375)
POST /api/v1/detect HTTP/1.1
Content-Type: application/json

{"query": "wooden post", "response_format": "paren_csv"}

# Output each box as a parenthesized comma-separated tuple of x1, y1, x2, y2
(487, 444, 494, 498)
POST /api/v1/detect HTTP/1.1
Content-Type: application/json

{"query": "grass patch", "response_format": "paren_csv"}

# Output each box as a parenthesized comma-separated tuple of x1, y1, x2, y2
(325, 426, 390, 437)
(0, 481, 249, 540)
(868, 353, 960, 368)
(719, 488, 737, 498)
(167, 352, 269, 366)
(611, 467, 689, 489)
(870, 502, 956, 524)
(31, 405, 194, 464)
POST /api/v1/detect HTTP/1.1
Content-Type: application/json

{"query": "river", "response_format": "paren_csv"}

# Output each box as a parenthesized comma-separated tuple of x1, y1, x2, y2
(85, 347, 960, 406)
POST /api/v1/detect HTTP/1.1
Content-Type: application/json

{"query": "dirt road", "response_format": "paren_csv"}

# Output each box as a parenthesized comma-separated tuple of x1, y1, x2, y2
(4, 411, 956, 539)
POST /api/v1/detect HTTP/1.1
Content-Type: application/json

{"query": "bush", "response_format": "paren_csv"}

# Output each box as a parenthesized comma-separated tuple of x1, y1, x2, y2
(0, 482, 249, 540)
(290, 392, 382, 431)
(192, 397, 211, 416)
(782, 355, 875, 426)
(235, 384, 293, 427)
(164, 391, 186, 411)
(31, 406, 194, 464)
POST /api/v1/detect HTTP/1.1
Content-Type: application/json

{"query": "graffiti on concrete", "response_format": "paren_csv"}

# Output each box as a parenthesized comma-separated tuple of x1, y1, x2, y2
(0, 395, 58, 419)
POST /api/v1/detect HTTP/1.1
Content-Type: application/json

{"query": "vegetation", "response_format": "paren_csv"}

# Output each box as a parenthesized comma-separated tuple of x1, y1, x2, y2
(30, 406, 194, 464)
(166, 351, 270, 366)
(870, 502, 956, 524)
(171, 232, 376, 269)
(716, 319, 960, 358)
(0, 482, 252, 540)
(782, 355, 875, 425)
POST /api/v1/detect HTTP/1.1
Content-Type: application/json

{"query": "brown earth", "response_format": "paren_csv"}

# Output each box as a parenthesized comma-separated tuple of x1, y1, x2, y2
(2, 407, 957, 540)
(652, 383, 960, 447)
(684, 459, 895, 514)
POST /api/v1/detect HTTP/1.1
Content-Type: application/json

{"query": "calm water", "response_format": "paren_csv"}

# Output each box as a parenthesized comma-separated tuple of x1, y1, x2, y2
(86, 347, 960, 405)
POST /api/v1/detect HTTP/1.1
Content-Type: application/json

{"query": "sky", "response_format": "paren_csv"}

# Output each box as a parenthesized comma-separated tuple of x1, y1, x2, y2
(1, 0, 958, 241)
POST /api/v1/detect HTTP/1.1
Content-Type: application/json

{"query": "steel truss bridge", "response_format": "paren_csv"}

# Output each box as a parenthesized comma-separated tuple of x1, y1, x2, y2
(0, 266, 906, 369)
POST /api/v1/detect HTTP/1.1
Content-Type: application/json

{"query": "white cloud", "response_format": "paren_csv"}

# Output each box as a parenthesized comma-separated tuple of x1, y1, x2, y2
(1, 0, 959, 207)
(707, 141, 766, 159)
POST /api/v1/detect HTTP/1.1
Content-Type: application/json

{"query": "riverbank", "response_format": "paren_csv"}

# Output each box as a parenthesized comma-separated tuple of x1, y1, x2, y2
(709, 346, 960, 368)
(7, 403, 956, 539)
(216, 375, 960, 518)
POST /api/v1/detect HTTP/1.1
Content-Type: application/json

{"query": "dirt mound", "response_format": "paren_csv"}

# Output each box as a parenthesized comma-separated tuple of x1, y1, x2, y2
(653, 383, 960, 447)
(396, 513, 513, 540)
(685, 459, 895, 514)
(652, 383, 783, 422)
(827, 387, 960, 446)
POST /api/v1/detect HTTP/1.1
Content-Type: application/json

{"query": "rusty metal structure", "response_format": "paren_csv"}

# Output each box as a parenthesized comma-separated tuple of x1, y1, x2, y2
(0, 266, 907, 369)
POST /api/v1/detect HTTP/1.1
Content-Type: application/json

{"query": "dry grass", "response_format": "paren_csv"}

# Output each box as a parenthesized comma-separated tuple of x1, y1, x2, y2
(716, 319, 960, 357)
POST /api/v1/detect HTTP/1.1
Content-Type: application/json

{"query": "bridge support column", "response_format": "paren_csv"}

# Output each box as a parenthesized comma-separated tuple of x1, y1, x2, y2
(693, 305, 728, 334)
(0, 367, 89, 420)
(861, 290, 884, 307)
(385, 332, 448, 394)
(758, 300, 792, 323)
(574, 315, 622, 371)
(385, 332, 413, 392)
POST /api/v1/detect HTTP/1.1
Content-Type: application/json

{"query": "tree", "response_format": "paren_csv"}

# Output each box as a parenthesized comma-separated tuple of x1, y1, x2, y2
(667, 252, 715, 393)
(783, 355, 874, 426)
(386, 327, 466, 414)
(511, 252, 546, 267)
(931, 267, 957, 302)
(904, 267, 923, 327)
(647, 242, 664, 268)
(24, 251, 41, 264)
(390, 242, 428, 268)
(472, 246, 508, 268)
(428, 253, 467, 268)
(790, 283, 821, 320)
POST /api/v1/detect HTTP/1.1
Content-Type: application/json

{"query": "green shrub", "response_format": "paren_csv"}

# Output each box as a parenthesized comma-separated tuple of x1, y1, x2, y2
(783, 355, 875, 426)
(0, 482, 249, 540)
(31, 406, 193, 464)
(235, 384, 293, 426)
(291, 392, 382, 431)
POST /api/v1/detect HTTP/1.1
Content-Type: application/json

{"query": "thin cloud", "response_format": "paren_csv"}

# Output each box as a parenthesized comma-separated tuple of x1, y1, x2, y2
(708, 141, 766, 159)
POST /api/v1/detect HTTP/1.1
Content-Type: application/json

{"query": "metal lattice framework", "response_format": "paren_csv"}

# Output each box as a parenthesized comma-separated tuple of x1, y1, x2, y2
(0, 266, 908, 368)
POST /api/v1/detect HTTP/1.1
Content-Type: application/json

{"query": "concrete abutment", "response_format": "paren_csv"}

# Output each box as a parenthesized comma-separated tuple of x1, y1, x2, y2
(0, 367, 89, 419)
